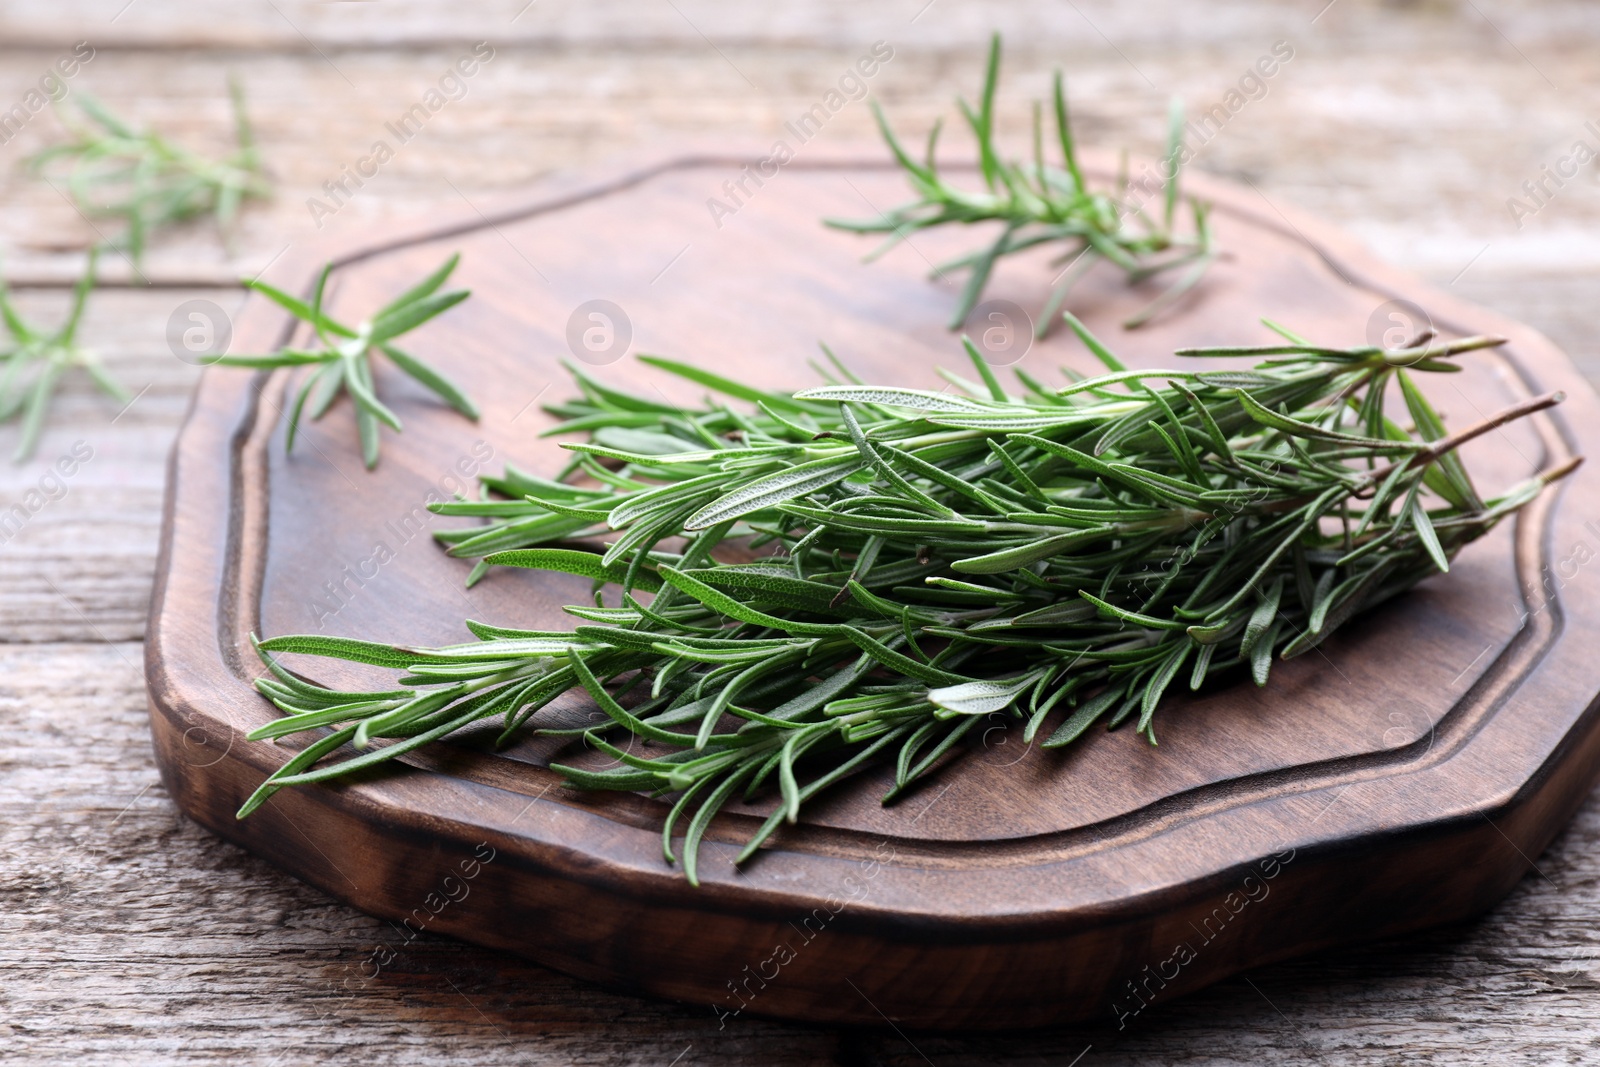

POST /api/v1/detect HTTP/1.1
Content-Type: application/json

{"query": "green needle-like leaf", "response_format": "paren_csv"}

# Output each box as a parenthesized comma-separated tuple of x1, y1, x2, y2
(237, 325, 1578, 884)
(31, 84, 271, 267)
(0, 249, 127, 462)
(828, 34, 1216, 334)
(222, 254, 475, 469)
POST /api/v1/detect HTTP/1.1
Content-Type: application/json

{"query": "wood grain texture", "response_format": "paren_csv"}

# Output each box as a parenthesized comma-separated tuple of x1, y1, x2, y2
(0, 288, 212, 641)
(3, 0, 1600, 288)
(144, 145, 1600, 1033)
(7, 0, 1600, 1061)
(15, 640, 1600, 1066)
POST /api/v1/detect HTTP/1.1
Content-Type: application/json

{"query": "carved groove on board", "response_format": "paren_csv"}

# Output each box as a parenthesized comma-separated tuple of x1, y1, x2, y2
(204, 156, 1574, 867)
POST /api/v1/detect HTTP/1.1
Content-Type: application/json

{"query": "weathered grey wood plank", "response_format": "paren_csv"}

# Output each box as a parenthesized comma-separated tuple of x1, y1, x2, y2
(0, 288, 212, 642)
(4, 0, 1600, 1060)
(4, 642, 1600, 1064)
(0, 0, 1595, 53)
(0, 0, 1444, 49)
(1, 1, 1598, 286)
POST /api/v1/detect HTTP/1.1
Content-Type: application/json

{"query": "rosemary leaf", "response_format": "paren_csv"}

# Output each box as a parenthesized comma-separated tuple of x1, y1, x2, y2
(31, 80, 270, 266)
(829, 35, 1215, 334)
(217, 254, 476, 469)
(0, 248, 127, 462)
(241, 319, 1578, 885)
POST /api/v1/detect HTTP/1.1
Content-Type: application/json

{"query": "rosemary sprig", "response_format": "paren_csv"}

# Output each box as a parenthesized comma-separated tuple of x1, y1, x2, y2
(30, 79, 269, 265)
(829, 34, 1212, 334)
(0, 248, 127, 462)
(217, 254, 477, 469)
(240, 318, 1576, 883)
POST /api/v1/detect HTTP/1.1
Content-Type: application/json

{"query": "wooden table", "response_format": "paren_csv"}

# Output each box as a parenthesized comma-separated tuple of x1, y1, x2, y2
(4, 2, 1600, 1062)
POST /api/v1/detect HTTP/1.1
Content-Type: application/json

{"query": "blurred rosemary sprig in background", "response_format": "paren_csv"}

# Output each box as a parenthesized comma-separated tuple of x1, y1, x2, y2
(239, 316, 1574, 883)
(216, 254, 477, 469)
(30, 78, 269, 267)
(1, 79, 270, 461)
(830, 34, 1213, 334)
(0, 247, 127, 462)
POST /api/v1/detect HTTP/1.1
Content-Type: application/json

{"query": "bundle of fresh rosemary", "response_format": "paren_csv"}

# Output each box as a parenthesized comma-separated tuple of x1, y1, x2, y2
(242, 318, 1573, 883)
(830, 35, 1212, 334)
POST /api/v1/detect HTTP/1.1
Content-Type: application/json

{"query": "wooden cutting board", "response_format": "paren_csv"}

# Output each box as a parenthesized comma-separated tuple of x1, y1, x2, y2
(145, 147, 1600, 1031)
